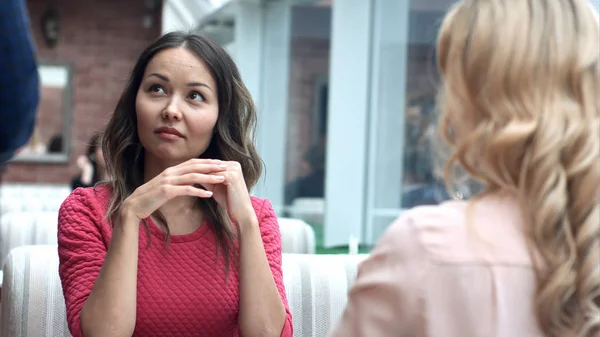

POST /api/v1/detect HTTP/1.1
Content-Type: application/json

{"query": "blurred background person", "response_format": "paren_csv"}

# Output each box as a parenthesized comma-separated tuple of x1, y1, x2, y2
(328, 0, 600, 336)
(0, 0, 39, 166)
(401, 95, 451, 208)
(284, 142, 326, 205)
(47, 134, 64, 154)
(70, 133, 106, 190)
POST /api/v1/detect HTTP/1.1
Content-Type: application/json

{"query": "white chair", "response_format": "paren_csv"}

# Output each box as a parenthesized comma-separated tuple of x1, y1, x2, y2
(0, 183, 69, 198)
(282, 253, 368, 337)
(0, 184, 70, 216)
(1, 246, 70, 337)
(278, 218, 316, 254)
(1, 196, 67, 215)
(40, 197, 69, 212)
(33, 213, 61, 247)
(1, 245, 368, 337)
(287, 198, 325, 225)
(0, 198, 26, 213)
(0, 211, 59, 267)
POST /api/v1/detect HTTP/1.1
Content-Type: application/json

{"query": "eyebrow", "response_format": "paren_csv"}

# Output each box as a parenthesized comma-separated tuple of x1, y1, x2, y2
(148, 73, 212, 91)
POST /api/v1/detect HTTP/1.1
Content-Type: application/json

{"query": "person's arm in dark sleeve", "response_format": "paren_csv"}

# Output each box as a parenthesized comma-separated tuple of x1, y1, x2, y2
(0, 0, 40, 165)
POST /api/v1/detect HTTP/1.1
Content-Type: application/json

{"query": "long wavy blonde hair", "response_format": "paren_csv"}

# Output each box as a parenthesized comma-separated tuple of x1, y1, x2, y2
(436, 0, 600, 336)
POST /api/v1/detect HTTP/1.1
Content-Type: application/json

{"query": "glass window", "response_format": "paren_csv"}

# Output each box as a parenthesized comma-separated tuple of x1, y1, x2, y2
(365, 0, 458, 243)
(283, 2, 331, 215)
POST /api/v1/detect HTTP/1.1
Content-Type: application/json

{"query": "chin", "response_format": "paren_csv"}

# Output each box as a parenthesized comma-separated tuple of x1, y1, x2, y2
(146, 147, 190, 165)
(143, 139, 210, 164)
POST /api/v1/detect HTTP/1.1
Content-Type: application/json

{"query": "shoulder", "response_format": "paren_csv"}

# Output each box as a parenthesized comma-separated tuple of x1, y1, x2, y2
(57, 185, 115, 251)
(382, 195, 528, 264)
(376, 201, 466, 262)
(59, 185, 113, 224)
(0, 0, 39, 117)
(248, 196, 281, 242)
(249, 196, 276, 220)
(63, 184, 112, 209)
(385, 201, 465, 234)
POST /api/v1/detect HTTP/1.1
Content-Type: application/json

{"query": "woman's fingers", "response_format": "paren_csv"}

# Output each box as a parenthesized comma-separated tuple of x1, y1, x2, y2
(167, 173, 225, 186)
(181, 158, 224, 167)
(170, 161, 228, 176)
(171, 185, 214, 198)
(155, 185, 214, 202)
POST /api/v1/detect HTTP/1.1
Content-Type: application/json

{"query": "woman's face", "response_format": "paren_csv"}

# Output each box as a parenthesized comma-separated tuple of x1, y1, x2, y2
(135, 47, 219, 166)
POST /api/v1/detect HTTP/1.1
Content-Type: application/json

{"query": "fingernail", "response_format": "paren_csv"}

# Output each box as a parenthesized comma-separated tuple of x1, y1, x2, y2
(218, 164, 227, 169)
(205, 191, 213, 196)
(216, 176, 225, 180)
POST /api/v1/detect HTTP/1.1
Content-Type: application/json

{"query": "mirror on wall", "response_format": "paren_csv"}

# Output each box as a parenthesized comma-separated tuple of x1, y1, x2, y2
(12, 62, 73, 163)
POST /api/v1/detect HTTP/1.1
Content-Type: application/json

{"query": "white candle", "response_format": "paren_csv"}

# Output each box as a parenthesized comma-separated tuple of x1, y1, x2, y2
(349, 235, 359, 255)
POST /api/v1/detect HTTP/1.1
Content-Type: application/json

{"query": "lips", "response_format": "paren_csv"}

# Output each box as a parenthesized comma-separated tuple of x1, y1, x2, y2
(154, 126, 184, 138)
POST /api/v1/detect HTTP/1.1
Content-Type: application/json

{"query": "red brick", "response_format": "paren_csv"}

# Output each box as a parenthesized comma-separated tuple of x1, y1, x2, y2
(2, 0, 162, 183)
(286, 38, 330, 183)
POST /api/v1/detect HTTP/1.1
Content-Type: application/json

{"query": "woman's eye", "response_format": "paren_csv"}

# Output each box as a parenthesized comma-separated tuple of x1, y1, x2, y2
(188, 92, 204, 102)
(149, 84, 166, 94)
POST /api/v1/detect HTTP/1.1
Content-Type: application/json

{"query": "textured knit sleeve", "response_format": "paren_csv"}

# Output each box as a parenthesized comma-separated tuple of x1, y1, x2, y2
(57, 188, 108, 337)
(257, 199, 294, 337)
(327, 212, 430, 337)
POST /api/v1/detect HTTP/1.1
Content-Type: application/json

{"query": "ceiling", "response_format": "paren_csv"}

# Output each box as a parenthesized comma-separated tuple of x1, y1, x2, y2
(165, 0, 234, 30)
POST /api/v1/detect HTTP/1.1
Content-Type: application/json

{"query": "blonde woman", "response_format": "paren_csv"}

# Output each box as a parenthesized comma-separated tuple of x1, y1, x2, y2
(328, 0, 599, 336)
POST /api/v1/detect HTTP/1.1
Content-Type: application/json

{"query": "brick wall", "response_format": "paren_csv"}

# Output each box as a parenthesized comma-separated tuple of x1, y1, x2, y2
(285, 38, 330, 183)
(1, 0, 161, 183)
(36, 86, 64, 149)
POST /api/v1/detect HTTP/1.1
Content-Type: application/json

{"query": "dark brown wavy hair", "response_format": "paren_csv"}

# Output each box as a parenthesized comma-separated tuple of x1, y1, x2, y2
(101, 31, 263, 274)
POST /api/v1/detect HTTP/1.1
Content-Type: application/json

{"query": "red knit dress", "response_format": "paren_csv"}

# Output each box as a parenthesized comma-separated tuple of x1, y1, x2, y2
(57, 185, 293, 337)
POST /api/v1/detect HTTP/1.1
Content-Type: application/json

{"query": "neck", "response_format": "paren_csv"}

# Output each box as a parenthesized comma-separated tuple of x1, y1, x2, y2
(160, 197, 201, 219)
(97, 166, 108, 180)
(143, 151, 198, 215)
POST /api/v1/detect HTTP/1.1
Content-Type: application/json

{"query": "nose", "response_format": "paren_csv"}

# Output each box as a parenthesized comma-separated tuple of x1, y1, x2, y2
(161, 98, 183, 121)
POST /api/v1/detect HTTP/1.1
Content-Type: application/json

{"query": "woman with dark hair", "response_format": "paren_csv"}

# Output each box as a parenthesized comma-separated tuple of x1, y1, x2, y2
(57, 32, 293, 337)
(70, 133, 106, 190)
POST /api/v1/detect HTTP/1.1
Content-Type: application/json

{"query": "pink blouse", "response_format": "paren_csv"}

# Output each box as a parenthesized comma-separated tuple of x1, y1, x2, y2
(329, 193, 546, 337)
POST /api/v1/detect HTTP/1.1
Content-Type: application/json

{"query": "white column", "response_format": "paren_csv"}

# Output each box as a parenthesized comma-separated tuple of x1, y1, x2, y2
(232, 3, 263, 104)
(251, 2, 292, 215)
(323, 0, 373, 247)
(364, 0, 411, 245)
(230, 1, 290, 215)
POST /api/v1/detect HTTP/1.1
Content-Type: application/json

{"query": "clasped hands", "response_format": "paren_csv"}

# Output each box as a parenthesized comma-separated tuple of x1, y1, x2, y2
(121, 158, 257, 229)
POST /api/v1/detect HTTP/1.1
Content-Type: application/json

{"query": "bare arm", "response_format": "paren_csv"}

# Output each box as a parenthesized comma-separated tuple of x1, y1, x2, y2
(209, 163, 292, 337)
(80, 210, 139, 337)
(238, 217, 288, 337)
